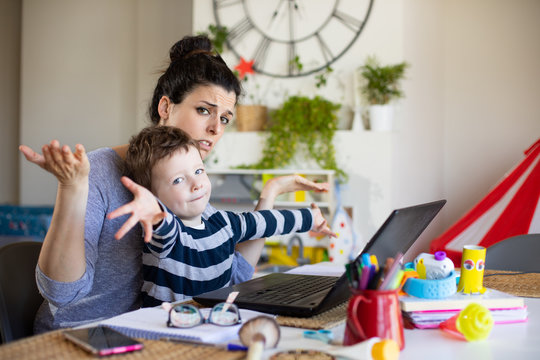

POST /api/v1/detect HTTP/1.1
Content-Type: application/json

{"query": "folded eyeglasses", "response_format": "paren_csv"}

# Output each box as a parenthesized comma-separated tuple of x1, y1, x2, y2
(164, 302, 242, 329)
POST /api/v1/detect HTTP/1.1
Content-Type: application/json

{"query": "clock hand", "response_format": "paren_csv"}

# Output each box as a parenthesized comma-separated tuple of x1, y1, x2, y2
(267, 0, 286, 28)
(292, 0, 303, 20)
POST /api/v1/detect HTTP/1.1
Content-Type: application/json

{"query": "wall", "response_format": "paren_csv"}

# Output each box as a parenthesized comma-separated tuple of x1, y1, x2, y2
(443, 0, 540, 227)
(0, 0, 22, 204)
(18, 0, 193, 205)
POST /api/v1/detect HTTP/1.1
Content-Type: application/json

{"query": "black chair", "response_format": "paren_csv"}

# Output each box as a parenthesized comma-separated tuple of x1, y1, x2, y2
(485, 234, 540, 272)
(0, 241, 43, 343)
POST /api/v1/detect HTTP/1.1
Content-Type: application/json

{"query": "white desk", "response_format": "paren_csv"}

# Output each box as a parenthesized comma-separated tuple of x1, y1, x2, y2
(260, 277, 540, 360)
(263, 297, 540, 359)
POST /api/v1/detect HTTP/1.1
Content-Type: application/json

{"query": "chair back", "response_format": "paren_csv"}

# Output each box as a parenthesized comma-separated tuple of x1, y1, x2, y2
(485, 234, 540, 272)
(0, 241, 43, 343)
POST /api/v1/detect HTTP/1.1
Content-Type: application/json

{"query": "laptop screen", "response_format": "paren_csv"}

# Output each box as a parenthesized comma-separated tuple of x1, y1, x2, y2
(359, 199, 447, 262)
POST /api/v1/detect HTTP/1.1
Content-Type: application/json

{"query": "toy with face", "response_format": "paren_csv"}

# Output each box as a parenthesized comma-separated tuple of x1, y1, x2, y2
(457, 245, 487, 294)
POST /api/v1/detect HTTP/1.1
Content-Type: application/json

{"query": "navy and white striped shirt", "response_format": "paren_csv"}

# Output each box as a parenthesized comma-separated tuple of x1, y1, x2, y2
(141, 204, 314, 306)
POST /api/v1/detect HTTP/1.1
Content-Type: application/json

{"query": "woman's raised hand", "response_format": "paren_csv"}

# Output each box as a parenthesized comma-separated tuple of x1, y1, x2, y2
(107, 176, 166, 242)
(256, 174, 330, 211)
(267, 174, 330, 195)
(19, 141, 90, 186)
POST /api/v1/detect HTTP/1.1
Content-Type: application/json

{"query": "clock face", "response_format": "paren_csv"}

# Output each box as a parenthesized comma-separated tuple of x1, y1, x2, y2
(213, 0, 373, 78)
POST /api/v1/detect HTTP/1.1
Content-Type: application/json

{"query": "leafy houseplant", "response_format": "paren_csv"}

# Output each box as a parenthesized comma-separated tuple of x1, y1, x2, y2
(359, 56, 409, 105)
(240, 96, 347, 182)
(358, 56, 409, 131)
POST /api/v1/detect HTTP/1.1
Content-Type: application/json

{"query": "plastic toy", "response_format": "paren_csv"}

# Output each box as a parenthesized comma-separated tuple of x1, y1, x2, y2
(413, 251, 454, 280)
(457, 245, 487, 294)
(439, 303, 494, 341)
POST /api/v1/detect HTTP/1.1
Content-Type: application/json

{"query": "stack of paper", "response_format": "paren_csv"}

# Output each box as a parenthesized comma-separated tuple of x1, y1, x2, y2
(400, 288, 528, 329)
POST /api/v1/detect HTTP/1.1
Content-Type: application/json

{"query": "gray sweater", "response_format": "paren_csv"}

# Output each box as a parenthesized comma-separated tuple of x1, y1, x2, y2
(34, 148, 253, 333)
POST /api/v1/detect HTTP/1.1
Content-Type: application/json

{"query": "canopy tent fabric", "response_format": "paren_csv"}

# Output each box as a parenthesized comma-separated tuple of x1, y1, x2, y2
(431, 139, 540, 266)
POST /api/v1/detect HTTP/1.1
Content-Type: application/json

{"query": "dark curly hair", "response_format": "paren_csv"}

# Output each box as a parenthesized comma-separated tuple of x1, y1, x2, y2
(148, 35, 242, 124)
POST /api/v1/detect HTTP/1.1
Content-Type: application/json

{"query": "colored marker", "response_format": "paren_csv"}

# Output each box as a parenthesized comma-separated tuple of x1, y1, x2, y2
(359, 265, 371, 290)
(370, 255, 379, 271)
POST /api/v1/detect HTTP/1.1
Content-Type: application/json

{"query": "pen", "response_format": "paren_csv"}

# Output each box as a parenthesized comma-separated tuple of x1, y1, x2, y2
(370, 255, 379, 271)
(359, 265, 371, 290)
(160, 337, 248, 351)
(367, 267, 384, 290)
(379, 252, 404, 290)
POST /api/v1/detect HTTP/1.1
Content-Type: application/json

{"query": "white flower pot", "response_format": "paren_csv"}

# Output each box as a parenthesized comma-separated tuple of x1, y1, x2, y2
(369, 104, 394, 131)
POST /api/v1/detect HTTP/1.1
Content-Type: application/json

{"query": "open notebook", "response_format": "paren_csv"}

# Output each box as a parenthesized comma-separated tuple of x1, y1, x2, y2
(194, 200, 446, 317)
(99, 306, 265, 343)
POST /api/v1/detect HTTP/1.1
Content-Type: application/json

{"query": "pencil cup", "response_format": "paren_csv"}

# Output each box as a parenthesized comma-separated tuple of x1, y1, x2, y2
(457, 245, 486, 294)
(343, 289, 405, 350)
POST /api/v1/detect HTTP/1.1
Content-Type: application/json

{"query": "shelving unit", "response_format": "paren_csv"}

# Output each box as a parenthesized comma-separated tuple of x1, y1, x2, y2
(207, 168, 336, 219)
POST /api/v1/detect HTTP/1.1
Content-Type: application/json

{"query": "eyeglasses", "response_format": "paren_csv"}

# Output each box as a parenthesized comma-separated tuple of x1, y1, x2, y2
(167, 302, 242, 328)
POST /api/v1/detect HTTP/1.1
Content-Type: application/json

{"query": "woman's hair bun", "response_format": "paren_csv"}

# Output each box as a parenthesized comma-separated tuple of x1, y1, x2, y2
(169, 35, 212, 62)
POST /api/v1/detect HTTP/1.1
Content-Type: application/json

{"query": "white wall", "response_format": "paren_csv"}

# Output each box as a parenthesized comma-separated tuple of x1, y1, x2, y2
(0, 0, 21, 204)
(443, 0, 540, 227)
(19, 0, 193, 205)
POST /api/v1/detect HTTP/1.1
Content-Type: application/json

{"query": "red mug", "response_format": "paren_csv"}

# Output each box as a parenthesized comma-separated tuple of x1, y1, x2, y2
(343, 289, 405, 350)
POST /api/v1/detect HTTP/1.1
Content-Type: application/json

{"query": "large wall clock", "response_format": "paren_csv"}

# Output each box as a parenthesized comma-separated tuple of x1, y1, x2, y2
(213, 0, 374, 78)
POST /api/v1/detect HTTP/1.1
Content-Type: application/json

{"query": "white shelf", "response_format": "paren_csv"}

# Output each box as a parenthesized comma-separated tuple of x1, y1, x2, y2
(207, 168, 335, 175)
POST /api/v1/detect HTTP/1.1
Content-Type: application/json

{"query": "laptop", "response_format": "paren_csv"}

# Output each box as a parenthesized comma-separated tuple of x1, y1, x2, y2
(194, 200, 446, 317)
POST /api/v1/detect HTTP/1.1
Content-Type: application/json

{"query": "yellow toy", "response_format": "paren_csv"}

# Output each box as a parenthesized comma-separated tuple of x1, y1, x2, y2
(457, 245, 486, 294)
(439, 303, 494, 341)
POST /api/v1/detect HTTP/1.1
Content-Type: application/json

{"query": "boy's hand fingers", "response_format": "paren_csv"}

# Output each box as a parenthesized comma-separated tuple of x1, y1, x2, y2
(143, 223, 153, 243)
(114, 215, 139, 240)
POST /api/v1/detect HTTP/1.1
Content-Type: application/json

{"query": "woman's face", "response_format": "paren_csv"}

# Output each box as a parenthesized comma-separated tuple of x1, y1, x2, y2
(159, 85, 236, 159)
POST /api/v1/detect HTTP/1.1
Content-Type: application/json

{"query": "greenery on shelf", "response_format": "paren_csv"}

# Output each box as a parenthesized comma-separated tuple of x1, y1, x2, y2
(238, 95, 347, 182)
(198, 24, 229, 53)
(359, 56, 409, 105)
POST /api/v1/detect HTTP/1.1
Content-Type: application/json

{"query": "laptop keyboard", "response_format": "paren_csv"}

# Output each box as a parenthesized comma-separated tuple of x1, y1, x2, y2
(240, 275, 337, 305)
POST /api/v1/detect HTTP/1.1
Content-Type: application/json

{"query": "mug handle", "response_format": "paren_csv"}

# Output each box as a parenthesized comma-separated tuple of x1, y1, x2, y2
(348, 294, 368, 340)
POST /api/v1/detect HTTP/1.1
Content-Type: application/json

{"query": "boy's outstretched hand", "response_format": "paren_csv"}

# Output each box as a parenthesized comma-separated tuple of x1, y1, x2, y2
(310, 203, 337, 238)
(108, 176, 166, 242)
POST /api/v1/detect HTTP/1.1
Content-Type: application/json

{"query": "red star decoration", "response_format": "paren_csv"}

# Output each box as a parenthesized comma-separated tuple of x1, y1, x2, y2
(234, 57, 255, 79)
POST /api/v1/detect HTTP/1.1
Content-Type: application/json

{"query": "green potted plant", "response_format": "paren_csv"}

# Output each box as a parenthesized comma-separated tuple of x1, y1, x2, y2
(358, 56, 409, 131)
(239, 95, 347, 182)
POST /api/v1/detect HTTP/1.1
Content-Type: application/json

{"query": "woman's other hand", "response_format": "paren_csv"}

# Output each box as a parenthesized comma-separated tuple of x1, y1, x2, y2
(19, 141, 90, 186)
(257, 174, 330, 210)
(310, 203, 337, 238)
(108, 176, 165, 242)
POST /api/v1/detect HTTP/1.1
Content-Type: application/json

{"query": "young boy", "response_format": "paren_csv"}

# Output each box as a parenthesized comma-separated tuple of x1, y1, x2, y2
(108, 126, 335, 306)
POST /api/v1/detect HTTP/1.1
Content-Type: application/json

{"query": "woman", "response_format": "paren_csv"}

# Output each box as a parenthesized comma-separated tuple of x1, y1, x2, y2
(20, 35, 329, 333)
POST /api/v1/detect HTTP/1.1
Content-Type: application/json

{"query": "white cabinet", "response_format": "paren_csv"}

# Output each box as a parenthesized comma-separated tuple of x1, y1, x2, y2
(207, 168, 337, 266)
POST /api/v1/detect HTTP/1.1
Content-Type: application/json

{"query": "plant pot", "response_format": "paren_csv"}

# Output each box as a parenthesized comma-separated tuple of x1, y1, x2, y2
(369, 104, 394, 131)
(235, 105, 267, 131)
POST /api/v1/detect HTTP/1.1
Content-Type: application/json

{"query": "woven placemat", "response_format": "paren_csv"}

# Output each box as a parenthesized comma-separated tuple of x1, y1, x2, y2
(275, 302, 347, 330)
(0, 329, 245, 360)
(483, 270, 540, 298)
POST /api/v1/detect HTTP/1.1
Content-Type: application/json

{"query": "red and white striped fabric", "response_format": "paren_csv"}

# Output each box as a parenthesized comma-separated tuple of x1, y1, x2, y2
(431, 139, 540, 265)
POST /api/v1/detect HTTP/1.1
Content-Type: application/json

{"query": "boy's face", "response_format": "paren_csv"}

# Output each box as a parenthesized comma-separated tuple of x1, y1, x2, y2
(150, 146, 211, 226)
